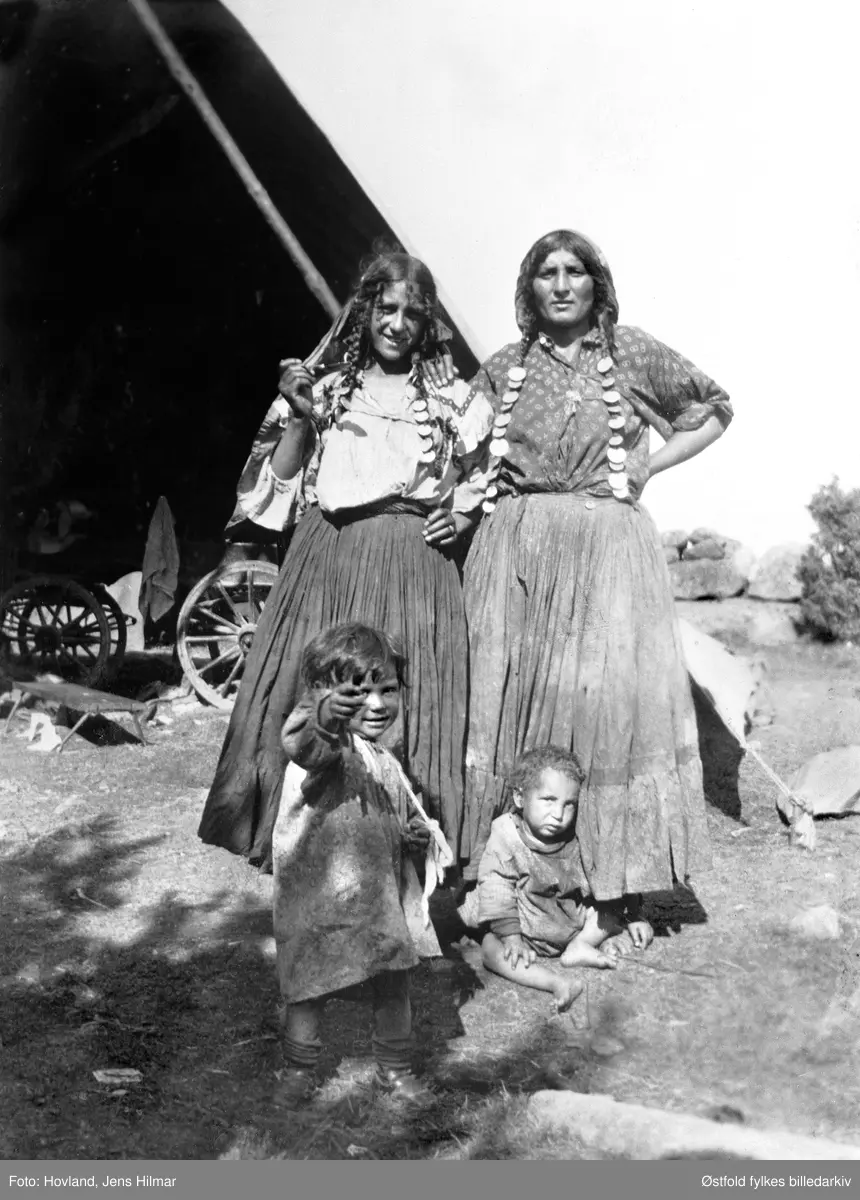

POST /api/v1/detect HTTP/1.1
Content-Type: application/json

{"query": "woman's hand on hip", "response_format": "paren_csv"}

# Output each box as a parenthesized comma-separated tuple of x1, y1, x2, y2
(278, 358, 315, 420)
(423, 508, 469, 548)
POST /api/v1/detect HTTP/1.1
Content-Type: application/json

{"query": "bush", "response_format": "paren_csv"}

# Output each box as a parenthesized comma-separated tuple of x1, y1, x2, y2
(799, 478, 860, 641)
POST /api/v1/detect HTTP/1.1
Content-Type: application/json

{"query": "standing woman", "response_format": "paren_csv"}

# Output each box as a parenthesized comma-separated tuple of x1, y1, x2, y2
(462, 230, 732, 925)
(199, 251, 492, 871)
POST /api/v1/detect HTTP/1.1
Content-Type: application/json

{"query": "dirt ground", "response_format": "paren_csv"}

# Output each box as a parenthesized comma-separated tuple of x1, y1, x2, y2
(2, 601, 860, 1161)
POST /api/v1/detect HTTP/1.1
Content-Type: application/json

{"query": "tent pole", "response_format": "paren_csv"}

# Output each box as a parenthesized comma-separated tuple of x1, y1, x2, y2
(125, 0, 342, 321)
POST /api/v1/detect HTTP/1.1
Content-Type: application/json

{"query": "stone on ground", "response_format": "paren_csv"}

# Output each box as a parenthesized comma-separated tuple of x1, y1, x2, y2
(778, 745, 860, 819)
(788, 905, 842, 940)
(524, 1091, 860, 1159)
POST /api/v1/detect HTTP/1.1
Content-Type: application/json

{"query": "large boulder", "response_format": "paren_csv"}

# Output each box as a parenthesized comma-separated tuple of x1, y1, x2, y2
(669, 540, 756, 599)
(683, 537, 726, 561)
(688, 526, 722, 543)
(747, 542, 806, 601)
(777, 745, 860, 819)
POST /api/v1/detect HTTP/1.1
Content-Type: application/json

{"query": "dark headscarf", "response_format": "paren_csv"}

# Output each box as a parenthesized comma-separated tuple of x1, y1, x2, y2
(514, 230, 619, 351)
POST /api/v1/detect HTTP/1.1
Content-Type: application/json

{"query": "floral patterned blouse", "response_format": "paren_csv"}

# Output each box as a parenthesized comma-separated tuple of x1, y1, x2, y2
(467, 325, 733, 501)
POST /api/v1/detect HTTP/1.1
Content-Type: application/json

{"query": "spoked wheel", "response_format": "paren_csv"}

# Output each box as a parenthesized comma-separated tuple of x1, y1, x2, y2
(176, 559, 279, 710)
(0, 575, 112, 685)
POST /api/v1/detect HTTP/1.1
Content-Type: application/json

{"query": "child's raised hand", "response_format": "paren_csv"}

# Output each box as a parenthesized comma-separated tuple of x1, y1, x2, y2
(501, 933, 535, 970)
(319, 681, 366, 729)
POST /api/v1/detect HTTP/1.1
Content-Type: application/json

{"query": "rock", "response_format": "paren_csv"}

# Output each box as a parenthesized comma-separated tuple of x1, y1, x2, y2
(747, 542, 806, 601)
(670, 542, 756, 599)
(683, 538, 726, 561)
(525, 1090, 860, 1160)
(778, 745, 860, 819)
(664, 545, 680, 564)
(661, 529, 689, 551)
(104, 571, 145, 652)
(788, 905, 841, 941)
(747, 606, 800, 646)
(689, 526, 722, 543)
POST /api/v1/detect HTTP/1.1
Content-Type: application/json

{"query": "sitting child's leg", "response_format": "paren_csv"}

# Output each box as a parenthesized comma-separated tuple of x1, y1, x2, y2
(559, 904, 624, 968)
(371, 970, 429, 1099)
(481, 932, 583, 1013)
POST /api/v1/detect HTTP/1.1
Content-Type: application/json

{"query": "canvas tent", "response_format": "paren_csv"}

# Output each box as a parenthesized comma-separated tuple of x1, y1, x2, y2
(0, 0, 478, 551)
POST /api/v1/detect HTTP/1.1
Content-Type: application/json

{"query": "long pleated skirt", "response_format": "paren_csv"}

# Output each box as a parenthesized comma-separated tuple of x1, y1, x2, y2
(198, 504, 468, 871)
(463, 492, 710, 899)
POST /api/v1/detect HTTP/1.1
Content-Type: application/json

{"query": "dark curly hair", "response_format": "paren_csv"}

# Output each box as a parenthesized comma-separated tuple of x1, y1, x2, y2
(513, 229, 619, 367)
(337, 248, 451, 402)
(509, 745, 586, 795)
(300, 622, 408, 691)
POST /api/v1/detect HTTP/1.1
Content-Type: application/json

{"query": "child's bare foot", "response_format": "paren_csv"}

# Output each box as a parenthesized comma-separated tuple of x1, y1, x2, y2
(551, 976, 584, 1013)
(560, 940, 617, 970)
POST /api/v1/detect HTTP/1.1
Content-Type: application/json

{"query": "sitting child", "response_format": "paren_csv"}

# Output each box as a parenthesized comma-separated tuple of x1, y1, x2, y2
(459, 747, 653, 1011)
(272, 622, 445, 1105)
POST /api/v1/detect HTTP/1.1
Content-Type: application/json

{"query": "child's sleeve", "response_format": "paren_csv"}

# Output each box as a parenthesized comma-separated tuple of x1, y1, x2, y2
(476, 826, 523, 938)
(281, 689, 345, 772)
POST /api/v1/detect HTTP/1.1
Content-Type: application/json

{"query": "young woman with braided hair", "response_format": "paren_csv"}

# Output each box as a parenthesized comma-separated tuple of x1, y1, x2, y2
(198, 250, 493, 873)
(461, 229, 733, 938)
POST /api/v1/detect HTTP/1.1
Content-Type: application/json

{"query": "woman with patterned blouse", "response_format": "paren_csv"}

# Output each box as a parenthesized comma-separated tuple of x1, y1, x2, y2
(462, 230, 732, 936)
(198, 251, 493, 872)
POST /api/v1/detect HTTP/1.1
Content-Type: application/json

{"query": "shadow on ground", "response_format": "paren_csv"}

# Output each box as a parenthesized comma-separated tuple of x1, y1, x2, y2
(0, 820, 611, 1160)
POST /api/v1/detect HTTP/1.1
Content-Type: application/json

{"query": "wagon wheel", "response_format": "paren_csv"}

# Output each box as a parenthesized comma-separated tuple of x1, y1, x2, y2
(0, 575, 112, 685)
(176, 559, 279, 710)
(91, 585, 129, 677)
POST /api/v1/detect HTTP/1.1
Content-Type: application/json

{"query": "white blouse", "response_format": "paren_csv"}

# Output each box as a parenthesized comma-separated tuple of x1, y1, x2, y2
(229, 371, 494, 533)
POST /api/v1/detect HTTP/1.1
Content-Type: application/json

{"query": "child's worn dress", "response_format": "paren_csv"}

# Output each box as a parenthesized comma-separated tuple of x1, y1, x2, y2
(459, 812, 588, 957)
(273, 692, 443, 1008)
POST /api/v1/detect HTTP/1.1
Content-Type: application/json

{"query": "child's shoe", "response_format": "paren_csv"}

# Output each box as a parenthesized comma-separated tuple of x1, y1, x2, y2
(373, 1066, 433, 1102)
(273, 1066, 318, 1108)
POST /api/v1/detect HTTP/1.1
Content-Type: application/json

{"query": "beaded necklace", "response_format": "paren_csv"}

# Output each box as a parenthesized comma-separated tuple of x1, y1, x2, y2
(481, 334, 630, 514)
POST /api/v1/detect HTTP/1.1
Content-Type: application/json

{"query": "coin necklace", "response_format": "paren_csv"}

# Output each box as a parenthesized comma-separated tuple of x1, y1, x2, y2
(481, 365, 526, 513)
(595, 355, 630, 501)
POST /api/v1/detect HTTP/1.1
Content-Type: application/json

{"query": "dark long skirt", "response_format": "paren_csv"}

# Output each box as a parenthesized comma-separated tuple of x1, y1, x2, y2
(463, 492, 711, 898)
(198, 505, 468, 870)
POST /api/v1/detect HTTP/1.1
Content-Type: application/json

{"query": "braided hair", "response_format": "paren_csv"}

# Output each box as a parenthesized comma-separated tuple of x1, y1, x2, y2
(513, 230, 619, 365)
(336, 249, 451, 405)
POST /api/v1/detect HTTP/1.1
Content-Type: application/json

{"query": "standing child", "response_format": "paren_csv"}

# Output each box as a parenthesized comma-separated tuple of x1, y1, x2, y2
(459, 747, 654, 1011)
(272, 623, 447, 1105)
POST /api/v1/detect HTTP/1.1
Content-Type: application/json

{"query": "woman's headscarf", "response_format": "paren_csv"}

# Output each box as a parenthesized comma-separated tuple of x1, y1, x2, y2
(514, 230, 619, 348)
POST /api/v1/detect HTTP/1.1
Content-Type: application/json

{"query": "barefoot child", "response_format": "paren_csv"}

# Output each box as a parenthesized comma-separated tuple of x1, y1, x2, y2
(459, 747, 653, 1011)
(272, 623, 447, 1105)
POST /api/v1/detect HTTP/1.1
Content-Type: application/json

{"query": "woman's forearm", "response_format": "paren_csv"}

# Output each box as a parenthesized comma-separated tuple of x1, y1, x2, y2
(648, 414, 725, 478)
(270, 417, 311, 481)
